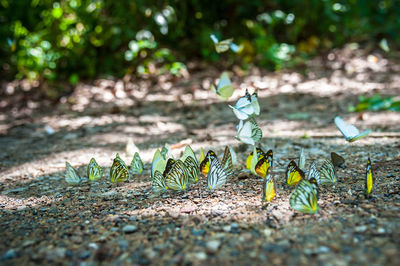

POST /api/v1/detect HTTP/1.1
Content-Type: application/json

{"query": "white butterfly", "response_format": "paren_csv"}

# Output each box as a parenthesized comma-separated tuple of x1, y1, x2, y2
(334, 116, 371, 142)
(229, 89, 260, 120)
(210, 34, 242, 53)
(235, 119, 262, 146)
(298, 148, 306, 171)
(207, 154, 228, 191)
(65, 162, 81, 185)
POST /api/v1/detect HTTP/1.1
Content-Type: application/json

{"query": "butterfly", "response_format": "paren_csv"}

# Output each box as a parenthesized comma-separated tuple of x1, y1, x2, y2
(246, 147, 264, 172)
(151, 149, 168, 193)
(221, 146, 234, 176)
(164, 159, 189, 191)
(318, 159, 337, 185)
(334, 116, 372, 142)
(65, 162, 81, 185)
(210, 34, 242, 53)
(331, 152, 346, 169)
(286, 160, 305, 186)
(289, 179, 319, 214)
(228, 146, 238, 166)
(110, 153, 129, 183)
(298, 148, 306, 170)
(207, 154, 229, 191)
(130, 152, 144, 174)
(255, 150, 273, 178)
(200, 150, 218, 176)
(160, 143, 173, 160)
(229, 89, 260, 120)
(210, 72, 234, 101)
(200, 147, 205, 162)
(180, 145, 200, 182)
(307, 161, 321, 183)
(262, 168, 276, 202)
(87, 158, 103, 181)
(235, 119, 262, 146)
(365, 157, 374, 197)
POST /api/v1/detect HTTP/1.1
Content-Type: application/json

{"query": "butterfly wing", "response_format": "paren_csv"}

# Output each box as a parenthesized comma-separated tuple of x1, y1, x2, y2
(229, 42, 242, 53)
(130, 152, 144, 174)
(161, 143, 173, 160)
(298, 148, 306, 170)
(348, 129, 372, 142)
(262, 171, 276, 202)
(164, 160, 188, 191)
(200, 150, 217, 176)
(319, 159, 337, 185)
(184, 156, 200, 182)
(207, 156, 228, 191)
(286, 161, 304, 186)
(221, 146, 234, 176)
(307, 161, 321, 185)
(152, 149, 166, 179)
(334, 116, 360, 141)
(331, 152, 345, 168)
(250, 92, 260, 115)
(210, 34, 219, 44)
(290, 180, 319, 214)
(215, 39, 233, 53)
(200, 147, 205, 162)
(65, 162, 81, 185)
(88, 158, 103, 181)
(215, 72, 233, 100)
(110, 154, 129, 183)
(365, 157, 373, 197)
(228, 146, 237, 166)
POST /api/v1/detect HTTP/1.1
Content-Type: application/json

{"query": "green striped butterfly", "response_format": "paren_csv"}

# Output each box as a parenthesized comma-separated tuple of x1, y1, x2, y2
(65, 162, 81, 185)
(207, 154, 228, 191)
(151, 149, 168, 193)
(164, 159, 188, 191)
(236, 119, 262, 146)
(161, 143, 173, 160)
(319, 159, 337, 185)
(87, 158, 103, 181)
(289, 179, 319, 214)
(110, 153, 129, 183)
(130, 152, 144, 174)
(180, 145, 200, 182)
(221, 146, 234, 176)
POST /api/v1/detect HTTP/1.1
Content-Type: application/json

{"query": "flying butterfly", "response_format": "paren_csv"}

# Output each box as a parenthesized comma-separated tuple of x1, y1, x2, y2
(334, 116, 372, 142)
(210, 72, 234, 101)
(236, 119, 262, 146)
(331, 152, 346, 169)
(255, 150, 273, 178)
(180, 145, 200, 182)
(210, 34, 242, 53)
(365, 157, 374, 197)
(110, 153, 129, 183)
(262, 169, 276, 202)
(200, 150, 217, 176)
(319, 159, 337, 185)
(65, 162, 81, 185)
(229, 89, 260, 120)
(87, 158, 103, 181)
(164, 159, 189, 191)
(289, 179, 319, 214)
(207, 154, 228, 191)
(130, 152, 144, 174)
(286, 160, 305, 186)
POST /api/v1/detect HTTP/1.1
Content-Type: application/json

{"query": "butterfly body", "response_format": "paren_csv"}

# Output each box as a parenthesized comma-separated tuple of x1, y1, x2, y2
(110, 153, 129, 183)
(88, 158, 103, 181)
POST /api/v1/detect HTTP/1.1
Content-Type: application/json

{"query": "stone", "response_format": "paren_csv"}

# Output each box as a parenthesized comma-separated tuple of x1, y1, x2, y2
(122, 225, 138, 233)
(206, 240, 221, 253)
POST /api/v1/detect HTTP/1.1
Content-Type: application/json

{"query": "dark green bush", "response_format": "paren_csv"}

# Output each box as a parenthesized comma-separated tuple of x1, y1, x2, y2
(1, 0, 399, 86)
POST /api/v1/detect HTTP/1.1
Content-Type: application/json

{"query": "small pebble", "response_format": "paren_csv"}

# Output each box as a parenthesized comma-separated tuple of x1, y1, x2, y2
(2, 249, 18, 260)
(122, 225, 138, 233)
(206, 240, 221, 253)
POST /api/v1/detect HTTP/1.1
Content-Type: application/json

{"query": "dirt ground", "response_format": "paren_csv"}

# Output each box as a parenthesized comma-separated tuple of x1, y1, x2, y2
(1, 47, 399, 265)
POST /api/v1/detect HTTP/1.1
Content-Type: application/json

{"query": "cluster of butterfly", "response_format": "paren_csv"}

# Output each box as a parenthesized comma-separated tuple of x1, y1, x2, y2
(64, 152, 144, 185)
(151, 144, 236, 193)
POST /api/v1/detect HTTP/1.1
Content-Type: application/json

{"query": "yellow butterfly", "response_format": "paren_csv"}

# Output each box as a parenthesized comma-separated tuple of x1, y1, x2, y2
(200, 150, 217, 176)
(290, 179, 319, 214)
(87, 158, 103, 181)
(180, 145, 200, 182)
(246, 147, 264, 171)
(164, 159, 189, 191)
(262, 168, 276, 202)
(365, 157, 374, 197)
(255, 149, 273, 178)
(151, 149, 168, 193)
(210, 34, 242, 53)
(130, 152, 144, 174)
(210, 72, 234, 101)
(286, 160, 305, 186)
(65, 162, 81, 185)
(110, 153, 129, 183)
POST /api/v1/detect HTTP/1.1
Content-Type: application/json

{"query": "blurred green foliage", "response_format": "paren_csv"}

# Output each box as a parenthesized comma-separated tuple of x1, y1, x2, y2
(349, 94, 400, 112)
(1, 0, 399, 87)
